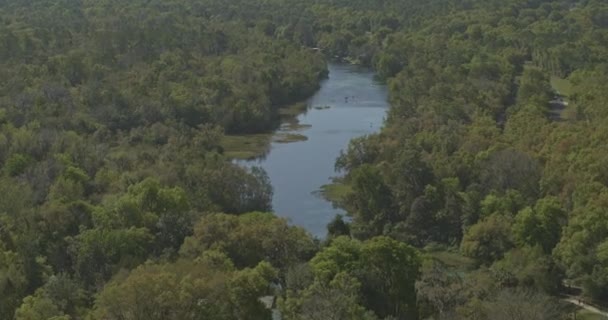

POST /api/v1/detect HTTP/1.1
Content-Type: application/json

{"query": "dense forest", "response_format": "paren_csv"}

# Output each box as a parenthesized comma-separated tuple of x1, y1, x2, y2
(0, 0, 608, 319)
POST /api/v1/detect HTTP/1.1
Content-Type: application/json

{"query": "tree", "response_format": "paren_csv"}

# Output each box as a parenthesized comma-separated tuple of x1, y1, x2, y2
(327, 214, 351, 238)
(583, 265, 608, 301)
(480, 289, 563, 320)
(480, 149, 541, 199)
(490, 246, 562, 294)
(67, 227, 153, 286)
(416, 259, 467, 317)
(191, 163, 274, 214)
(180, 212, 315, 277)
(516, 68, 553, 107)
(335, 136, 380, 173)
(385, 147, 434, 219)
(40, 274, 86, 317)
(4, 154, 32, 177)
(2, 0, 608, 318)
(554, 203, 608, 280)
(375, 51, 404, 79)
(309, 236, 421, 319)
(345, 165, 396, 239)
(0, 247, 28, 319)
(14, 292, 69, 320)
(398, 192, 439, 246)
(94, 178, 191, 253)
(359, 236, 420, 319)
(91, 253, 277, 320)
(279, 272, 378, 320)
(512, 197, 566, 253)
(479, 191, 526, 218)
(309, 236, 362, 282)
(461, 214, 513, 266)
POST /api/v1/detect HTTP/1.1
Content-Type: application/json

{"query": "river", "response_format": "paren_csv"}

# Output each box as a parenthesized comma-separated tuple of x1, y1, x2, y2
(244, 63, 389, 237)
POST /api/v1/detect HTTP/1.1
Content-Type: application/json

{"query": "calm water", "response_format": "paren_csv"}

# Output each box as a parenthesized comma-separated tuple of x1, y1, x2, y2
(244, 63, 389, 237)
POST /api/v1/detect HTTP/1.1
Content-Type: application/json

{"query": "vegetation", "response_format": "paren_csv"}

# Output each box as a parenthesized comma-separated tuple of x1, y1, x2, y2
(576, 309, 607, 320)
(221, 134, 273, 160)
(550, 76, 574, 97)
(274, 133, 308, 144)
(1, 0, 608, 319)
(319, 181, 352, 205)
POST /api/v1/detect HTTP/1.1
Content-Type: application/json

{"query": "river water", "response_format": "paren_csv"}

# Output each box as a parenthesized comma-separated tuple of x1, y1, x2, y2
(244, 63, 389, 237)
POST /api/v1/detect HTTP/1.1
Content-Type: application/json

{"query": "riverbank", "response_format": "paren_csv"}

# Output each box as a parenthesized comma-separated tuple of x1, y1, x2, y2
(221, 102, 312, 160)
(237, 63, 389, 237)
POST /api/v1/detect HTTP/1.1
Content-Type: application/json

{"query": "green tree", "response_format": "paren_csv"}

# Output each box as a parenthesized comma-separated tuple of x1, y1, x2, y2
(491, 246, 562, 294)
(461, 213, 513, 266)
(512, 197, 566, 253)
(94, 178, 191, 253)
(310, 236, 421, 319)
(359, 236, 420, 319)
(327, 214, 351, 238)
(0, 247, 28, 319)
(180, 212, 315, 277)
(67, 227, 153, 286)
(479, 289, 563, 320)
(345, 165, 396, 239)
(5, 154, 32, 177)
(416, 259, 467, 317)
(14, 292, 69, 320)
(280, 272, 378, 320)
(91, 253, 277, 320)
(516, 68, 553, 107)
(480, 149, 541, 199)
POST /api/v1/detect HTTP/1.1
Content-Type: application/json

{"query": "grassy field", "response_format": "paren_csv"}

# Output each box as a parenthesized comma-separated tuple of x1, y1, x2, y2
(522, 63, 573, 97)
(550, 75, 574, 97)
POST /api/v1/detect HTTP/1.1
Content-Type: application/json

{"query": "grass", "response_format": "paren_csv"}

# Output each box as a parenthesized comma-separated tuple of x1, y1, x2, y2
(222, 102, 312, 160)
(319, 182, 352, 204)
(274, 133, 308, 143)
(550, 75, 580, 121)
(278, 102, 308, 118)
(550, 75, 574, 97)
(521, 64, 573, 97)
(221, 134, 272, 160)
(278, 101, 312, 131)
(281, 123, 312, 131)
(560, 297, 608, 320)
(577, 309, 608, 320)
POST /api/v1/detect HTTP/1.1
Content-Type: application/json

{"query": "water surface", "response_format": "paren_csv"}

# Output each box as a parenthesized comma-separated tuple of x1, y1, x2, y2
(244, 63, 389, 237)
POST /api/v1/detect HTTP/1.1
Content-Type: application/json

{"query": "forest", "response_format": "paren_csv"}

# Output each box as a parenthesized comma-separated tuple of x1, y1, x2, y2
(0, 0, 608, 319)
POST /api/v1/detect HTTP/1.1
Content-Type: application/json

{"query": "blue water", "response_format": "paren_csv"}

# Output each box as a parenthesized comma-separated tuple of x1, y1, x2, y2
(243, 63, 389, 237)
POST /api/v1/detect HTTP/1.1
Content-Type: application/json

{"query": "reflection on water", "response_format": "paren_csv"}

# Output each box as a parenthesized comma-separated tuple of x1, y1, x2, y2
(240, 63, 389, 237)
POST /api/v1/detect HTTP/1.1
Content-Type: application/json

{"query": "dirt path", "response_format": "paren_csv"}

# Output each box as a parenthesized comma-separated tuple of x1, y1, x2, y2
(564, 297, 608, 318)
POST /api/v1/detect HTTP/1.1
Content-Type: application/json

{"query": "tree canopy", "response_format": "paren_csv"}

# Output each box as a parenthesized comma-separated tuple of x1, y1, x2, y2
(1, 0, 608, 318)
